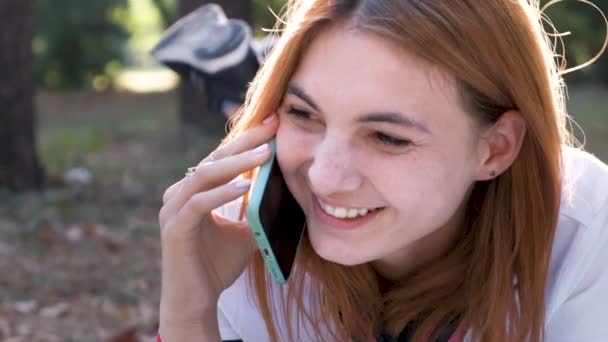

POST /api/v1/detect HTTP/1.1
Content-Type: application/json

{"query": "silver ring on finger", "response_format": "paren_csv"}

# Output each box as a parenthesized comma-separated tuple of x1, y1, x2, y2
(185, 166, 198, 177)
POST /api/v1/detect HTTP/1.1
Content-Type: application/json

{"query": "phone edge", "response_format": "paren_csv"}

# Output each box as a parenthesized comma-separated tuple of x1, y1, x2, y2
(245, 138, 289, 285)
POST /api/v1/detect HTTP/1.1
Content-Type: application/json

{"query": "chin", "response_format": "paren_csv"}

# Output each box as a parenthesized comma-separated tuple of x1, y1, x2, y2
(307, 232, 370, 266)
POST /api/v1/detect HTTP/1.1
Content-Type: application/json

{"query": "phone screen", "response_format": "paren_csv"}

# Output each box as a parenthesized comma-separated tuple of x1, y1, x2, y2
(258, 157, 306, 278)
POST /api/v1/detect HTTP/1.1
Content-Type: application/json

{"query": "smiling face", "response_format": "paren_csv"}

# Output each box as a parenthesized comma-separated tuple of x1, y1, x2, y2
(275, 24, 484, 280)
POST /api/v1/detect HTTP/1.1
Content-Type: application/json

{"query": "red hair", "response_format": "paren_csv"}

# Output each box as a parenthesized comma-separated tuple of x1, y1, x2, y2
(225, 0, 572, 340)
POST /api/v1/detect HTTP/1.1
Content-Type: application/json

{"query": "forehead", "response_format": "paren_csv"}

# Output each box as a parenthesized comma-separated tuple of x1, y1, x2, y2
(289, 24, 462, 121)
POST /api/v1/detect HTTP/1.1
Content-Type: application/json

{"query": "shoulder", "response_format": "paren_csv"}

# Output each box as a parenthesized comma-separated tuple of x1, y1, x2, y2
(544, 146, 608, 340)
(559, 146, 608, 222)
(217, 268, 271, 341)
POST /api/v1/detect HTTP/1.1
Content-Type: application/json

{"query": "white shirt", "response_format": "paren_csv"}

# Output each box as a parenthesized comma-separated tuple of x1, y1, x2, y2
(215, 146, 608, 341)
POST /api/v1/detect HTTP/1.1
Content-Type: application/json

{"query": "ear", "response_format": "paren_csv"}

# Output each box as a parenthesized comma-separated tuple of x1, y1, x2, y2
(474, 110, 527, 181)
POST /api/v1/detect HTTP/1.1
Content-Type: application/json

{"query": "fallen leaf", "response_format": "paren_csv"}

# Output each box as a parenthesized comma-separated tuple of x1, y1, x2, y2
(65, 225, 84, 242)
(3, 337, 25, 342)
(16, 322, 31, 337)
(37, 228, 57, 243)
(118, 305, 136, 320)
(13, 300, 37, 314)
(84, 223, 108, 237)
(46, 175, 67, 189)
(0, 317, 12, 338)
(138, 302, 157, 326)
(138, 334, 158, 342)
(127, 279, 150, 294)
(102, 231, 129, 252)
(102, 298, 119, 317)
(39, 302, 69, 318)
(90, 225, 129, 251)
(108, 326, 137, 342)
(64, 167, 94, 186)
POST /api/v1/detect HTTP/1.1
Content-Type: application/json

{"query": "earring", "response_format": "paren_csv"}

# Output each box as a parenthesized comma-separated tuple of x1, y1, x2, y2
(490, 170, 497, 177)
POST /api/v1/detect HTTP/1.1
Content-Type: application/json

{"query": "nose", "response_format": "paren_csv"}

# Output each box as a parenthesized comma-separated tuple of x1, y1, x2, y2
(307, 137, 363, 197)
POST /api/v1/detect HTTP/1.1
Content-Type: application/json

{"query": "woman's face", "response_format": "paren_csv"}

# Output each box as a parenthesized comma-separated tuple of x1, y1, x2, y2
(275, 25, 483, 279)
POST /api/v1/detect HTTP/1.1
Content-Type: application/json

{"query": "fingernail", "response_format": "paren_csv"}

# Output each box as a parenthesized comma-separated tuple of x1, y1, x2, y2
(253, 143, 269, 154)
(262, 114, 276, 124)
(234, 179, 252, 189)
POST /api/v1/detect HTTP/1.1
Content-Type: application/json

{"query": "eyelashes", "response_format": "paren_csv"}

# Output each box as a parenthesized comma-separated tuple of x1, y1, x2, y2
(286, 106, 312, 120)
(285, 106, 412, 148)
(373, 132, 411, 147)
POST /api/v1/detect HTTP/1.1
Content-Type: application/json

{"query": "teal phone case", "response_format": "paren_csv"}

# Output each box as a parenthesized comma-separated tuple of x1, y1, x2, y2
(245, 138, 290, 284)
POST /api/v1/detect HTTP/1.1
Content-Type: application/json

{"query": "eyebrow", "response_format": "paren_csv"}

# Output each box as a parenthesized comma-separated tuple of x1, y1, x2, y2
(286, 83, 431, 134)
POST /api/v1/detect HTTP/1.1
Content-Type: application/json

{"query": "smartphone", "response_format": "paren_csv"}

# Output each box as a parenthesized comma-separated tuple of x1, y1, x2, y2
(245, 138, 306, 284)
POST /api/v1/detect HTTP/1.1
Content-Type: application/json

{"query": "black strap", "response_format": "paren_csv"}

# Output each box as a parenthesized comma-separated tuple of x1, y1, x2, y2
(374, 316, 460, 342)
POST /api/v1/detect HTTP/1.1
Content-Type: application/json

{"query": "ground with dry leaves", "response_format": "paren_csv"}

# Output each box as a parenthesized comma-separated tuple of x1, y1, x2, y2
(0, 90, 223, 342)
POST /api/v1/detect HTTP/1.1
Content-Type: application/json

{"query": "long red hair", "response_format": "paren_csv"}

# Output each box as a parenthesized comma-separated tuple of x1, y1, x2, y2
(225, 0, 570, 340)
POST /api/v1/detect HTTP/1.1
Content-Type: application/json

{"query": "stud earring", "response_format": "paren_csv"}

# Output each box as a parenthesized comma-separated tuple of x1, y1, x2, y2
(490, 170, 497, 177)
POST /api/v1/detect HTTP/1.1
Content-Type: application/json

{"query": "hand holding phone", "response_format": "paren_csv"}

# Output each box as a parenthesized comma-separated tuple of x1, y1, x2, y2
(157, 117, 278, 339)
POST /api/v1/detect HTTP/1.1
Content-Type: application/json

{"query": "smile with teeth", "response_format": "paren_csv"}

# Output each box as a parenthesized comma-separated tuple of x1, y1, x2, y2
(318, 199, 381, 219)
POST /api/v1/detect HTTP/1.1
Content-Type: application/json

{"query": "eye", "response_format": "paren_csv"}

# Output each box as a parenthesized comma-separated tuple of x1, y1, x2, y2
(286, 106, 313, 120)
(373, 132, 412, 147)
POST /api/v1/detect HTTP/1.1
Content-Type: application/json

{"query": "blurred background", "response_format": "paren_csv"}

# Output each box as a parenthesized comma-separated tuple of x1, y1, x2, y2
(0, 0, 606, 341)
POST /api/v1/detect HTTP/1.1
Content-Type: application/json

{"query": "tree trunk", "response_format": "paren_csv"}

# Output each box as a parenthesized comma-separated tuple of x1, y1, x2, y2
(178, 0, 252, 136)
(0, 0, 45, 192)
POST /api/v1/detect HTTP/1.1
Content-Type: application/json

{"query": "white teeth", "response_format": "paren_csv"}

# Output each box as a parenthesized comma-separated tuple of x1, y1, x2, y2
(334, 207, 347, 218)
(319, 200, 377, 219)
(347, 209, 359, 218)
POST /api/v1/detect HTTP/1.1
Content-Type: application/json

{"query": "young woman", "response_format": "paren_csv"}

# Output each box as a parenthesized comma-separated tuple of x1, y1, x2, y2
(157, 0, 608, 341)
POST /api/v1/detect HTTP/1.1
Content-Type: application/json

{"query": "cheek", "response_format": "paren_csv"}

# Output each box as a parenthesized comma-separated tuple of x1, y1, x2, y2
(275, 119, 314, 174)
(377, 152, 472, 223)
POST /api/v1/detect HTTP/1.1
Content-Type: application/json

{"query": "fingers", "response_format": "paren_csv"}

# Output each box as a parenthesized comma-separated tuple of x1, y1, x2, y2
(163, 180, 184, 205)
(159, 143, 271, 227)
(161, 179, 252, 238)
(203, 113, 277, 163)
(161, 114, 278, 206)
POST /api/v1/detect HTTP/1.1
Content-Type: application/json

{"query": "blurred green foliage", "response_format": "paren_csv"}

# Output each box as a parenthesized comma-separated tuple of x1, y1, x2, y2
(39, 127, 109, 175)
(122, 0, 169, 61)
(32, 0, 607, 90)
(542, 0, 608, 84)
(32, 0, 287, 89)
(33, 0, 129, 89)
